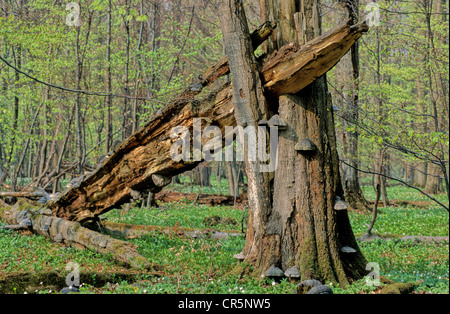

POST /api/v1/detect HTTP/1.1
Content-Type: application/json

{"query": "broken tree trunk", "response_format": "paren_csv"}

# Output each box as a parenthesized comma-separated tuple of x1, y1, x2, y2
(46, 18, 367, 223)
(217, 0, 369, 285)
(0, 200, 151, 269)
(219, 0, 273, 278)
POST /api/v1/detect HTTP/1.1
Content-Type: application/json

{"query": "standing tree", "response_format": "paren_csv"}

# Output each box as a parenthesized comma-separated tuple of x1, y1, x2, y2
(332, 0, 370, 211)
(220, 0, 368, 285)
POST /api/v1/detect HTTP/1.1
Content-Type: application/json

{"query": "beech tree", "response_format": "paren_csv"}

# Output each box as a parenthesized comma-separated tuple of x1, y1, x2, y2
(219, 0, 368, 284)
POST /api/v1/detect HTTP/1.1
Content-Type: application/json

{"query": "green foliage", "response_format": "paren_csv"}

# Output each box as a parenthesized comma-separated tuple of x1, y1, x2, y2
(1, 186, 448, 294)
(0, 0, 224, 175)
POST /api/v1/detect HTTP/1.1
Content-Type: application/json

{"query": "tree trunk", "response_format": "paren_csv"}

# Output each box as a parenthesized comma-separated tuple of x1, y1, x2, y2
(424, 163, 444, 195)
(334, 0, 370, 212)
(75, 27, 84, 174)
(225, 161, 239, 197)
(105, 0, 113, 154)
(122, 0, 131, 140)
(220, 0, 368, 285)
(47, 18, 366, 223)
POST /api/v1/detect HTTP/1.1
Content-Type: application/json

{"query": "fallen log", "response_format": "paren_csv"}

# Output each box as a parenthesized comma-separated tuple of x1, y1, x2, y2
(155, 191, 245, 206)
(48, 19, 368, 222)
(0, 200, 151, 270)
(261, 19, 368, 96)
(100, 221, 242, 240)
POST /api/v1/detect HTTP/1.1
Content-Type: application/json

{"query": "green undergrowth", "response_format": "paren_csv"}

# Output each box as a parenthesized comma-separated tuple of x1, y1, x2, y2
(0, 185, 448, 294)
(105, 202, 245, 231)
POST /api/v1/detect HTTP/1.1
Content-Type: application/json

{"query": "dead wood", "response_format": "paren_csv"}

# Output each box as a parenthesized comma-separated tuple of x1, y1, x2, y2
(155, 191, 245, 205)
(100, 221, 242, 240)
(261, 19, 368, 96)
(0, 224, 29, 231)
(0, 191, 46, 198)
(0, 200, 152, 269)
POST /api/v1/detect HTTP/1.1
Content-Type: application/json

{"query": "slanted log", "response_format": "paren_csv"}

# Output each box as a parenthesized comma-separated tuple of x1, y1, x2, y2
(49, 85, 236, 222)
(0, 200, 151, 269)
(48, 19, 367, 222)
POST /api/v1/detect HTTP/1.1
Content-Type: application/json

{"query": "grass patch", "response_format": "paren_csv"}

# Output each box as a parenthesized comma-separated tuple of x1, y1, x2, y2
(0, 185, 448, 294)
(349, 207, 449, 236)
(104, 202, 245, 231)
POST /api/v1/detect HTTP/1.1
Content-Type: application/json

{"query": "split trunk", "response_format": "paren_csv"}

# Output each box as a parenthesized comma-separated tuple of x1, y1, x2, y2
(220, 0, 368, 285)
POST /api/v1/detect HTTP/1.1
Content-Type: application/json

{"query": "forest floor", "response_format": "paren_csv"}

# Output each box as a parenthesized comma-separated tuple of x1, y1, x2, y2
(0, 182, 448, 294)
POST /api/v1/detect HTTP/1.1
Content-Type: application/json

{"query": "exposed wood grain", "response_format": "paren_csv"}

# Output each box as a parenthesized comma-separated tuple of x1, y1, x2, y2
(261, 19, 368, 96)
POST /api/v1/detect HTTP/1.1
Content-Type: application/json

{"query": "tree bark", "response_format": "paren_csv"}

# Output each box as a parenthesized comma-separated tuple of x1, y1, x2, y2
(334, 0, 370, 211)
(424, 163, 444, 195)
(105, 0, 113, 154)
(219, 2, 273, 278)
(45, 18, 366, 223)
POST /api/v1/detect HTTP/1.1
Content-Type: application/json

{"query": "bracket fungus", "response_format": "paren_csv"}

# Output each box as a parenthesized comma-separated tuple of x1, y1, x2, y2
(334, 199, 349, 211)
(267, 115, 287, 130)
(264, 265, 285, 281)
(295, 138, 317, 153)
(284, 266, 301, 280)
(233, 252, 246, 263)
(340, 246, 357, 253)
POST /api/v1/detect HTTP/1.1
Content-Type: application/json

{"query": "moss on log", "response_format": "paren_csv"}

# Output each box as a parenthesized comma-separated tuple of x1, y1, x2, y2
(380, 281, 423, 294)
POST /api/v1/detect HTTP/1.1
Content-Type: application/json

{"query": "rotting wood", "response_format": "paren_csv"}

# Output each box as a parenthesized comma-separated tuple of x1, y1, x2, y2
(46, 18, 368, 223)
(0, 200, 152, 270)
(0, 224, 29, 231)
(261, 19, 368, 96)
(155, 191, 245, 205)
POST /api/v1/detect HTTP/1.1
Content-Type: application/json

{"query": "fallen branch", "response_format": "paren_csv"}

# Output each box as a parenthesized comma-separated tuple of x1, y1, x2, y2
(100, 220, 242, 240)
(155, 191, 246, 206)
(0, 224, 29, 231)
(0, 191, 45, 198)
